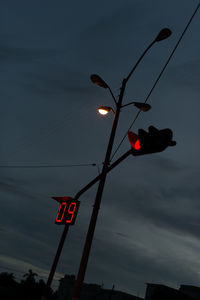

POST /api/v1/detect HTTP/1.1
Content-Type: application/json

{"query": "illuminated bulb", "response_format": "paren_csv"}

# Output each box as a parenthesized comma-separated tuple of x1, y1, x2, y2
(97, 106, 113, 115)
(134, 139, 141, 150)
(98, 108, 109, 115)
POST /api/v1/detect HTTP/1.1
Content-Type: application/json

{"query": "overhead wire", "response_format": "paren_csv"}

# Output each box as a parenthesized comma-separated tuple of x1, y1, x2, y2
(110, 1, 200, 161)
(0, 163, 97, 168)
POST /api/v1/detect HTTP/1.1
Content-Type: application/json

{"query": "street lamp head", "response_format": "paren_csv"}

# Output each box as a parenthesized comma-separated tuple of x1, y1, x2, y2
(90, 74, 108, 88)
(133, 102, 151, 112)
(98, 106, 113, 115)
(155, 28, 172, 42)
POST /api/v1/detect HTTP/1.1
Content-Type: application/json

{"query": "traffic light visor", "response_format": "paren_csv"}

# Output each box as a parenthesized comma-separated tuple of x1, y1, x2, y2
(128, 131, 141, 150)
(52, 196, 73, 203)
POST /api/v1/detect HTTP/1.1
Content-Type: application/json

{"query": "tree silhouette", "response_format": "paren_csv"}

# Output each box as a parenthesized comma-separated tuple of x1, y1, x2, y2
(0, 272, 20, 300)
(0, 270, 57, 300)
(0, 272, 17, 287)
(23, 269, 38, 283)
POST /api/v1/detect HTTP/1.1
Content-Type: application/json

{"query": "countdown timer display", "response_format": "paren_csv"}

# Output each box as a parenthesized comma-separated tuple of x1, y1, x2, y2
(53, 196, 80, 225)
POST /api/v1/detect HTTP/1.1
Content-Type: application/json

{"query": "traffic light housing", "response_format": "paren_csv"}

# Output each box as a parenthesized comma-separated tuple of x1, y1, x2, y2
(128, 126, 176, 156)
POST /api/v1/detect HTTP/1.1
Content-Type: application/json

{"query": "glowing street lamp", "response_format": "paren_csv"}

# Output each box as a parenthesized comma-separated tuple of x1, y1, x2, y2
(98, 106, 114, 115)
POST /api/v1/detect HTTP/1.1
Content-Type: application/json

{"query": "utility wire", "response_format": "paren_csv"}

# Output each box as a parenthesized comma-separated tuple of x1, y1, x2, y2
(0, 163, 97, 168)
(111, 2, 200, 161)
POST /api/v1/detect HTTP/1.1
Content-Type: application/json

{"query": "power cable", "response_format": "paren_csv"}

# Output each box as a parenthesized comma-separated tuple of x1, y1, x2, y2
(110, 2, 200, 161)
(0, 163, 97, 168)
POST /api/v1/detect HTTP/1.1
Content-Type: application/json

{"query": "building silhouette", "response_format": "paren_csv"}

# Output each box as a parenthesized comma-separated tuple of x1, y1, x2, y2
(57, 275, 200, 300)
(57, 275, 143, 300)
(179, 285, 200, 300)
(145, 283, 200, 300)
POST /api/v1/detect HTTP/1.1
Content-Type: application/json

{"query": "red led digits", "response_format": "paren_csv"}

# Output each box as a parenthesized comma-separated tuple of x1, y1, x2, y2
(54, 197, 80, 225)
(66, 202, 77, 223)
(56, 202, 67, 223)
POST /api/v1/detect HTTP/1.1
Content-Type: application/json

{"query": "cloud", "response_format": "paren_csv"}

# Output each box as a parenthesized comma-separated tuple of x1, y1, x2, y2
(22, 67, 93, 96)
(0, 253, 63, 287)
(0, 177, 38, 200)
(105, 158, 200, 240)
(0, 44, 56, 63)
(80, 217, 200, 296)
(79, 157, 200, 294)
(163, 60, 200, 89)
(1, 0, 200, 297)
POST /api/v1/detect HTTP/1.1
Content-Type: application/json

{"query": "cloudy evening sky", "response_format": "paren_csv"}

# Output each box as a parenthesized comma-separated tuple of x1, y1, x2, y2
(1, 0, 200, 297)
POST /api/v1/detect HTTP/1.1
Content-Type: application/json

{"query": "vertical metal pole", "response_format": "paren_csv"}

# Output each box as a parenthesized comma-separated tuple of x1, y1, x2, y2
(41, 224, 70, 300)
(72, 79, 127, 300)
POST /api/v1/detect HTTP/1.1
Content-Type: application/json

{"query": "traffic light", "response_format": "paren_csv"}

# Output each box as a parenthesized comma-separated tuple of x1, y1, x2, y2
(53, 196, 80, 225)
(128, 125, 176, 156)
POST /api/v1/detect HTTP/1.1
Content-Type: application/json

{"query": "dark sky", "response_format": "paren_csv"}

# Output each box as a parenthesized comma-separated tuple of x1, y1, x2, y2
(1, 0, 200, 297)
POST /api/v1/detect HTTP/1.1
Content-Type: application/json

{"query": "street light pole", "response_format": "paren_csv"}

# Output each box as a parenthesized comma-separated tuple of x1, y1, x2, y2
(72, 79, 126, 300)
(42, 28, 171, 300)
(72, 28, 172, 300)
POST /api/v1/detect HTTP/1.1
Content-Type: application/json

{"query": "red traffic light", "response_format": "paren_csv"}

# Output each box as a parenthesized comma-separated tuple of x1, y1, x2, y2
(128, 131, 141, 150)
(128, 126, 176, 156)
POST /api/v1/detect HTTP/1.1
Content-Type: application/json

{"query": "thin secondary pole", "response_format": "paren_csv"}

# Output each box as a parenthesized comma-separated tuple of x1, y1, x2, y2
(41, 225, 69, 300)
(41, 149, 132, 300)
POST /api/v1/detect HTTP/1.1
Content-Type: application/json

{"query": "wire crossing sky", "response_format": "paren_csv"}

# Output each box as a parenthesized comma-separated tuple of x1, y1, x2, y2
(110, 1, 200, 161)
(0, 163, 97, 168)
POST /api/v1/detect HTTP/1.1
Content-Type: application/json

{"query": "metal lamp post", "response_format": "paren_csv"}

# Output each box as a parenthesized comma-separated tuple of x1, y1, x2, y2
(41, 27, 173, 300)
(71, 28, 172, 300)
(42, 27, 172, 300)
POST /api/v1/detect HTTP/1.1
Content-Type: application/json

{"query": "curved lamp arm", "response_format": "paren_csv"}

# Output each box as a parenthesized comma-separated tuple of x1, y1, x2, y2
(125, 28, 172, 83)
